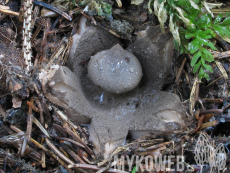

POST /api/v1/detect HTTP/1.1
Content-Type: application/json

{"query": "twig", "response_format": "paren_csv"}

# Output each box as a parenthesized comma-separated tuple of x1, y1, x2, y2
(0, 13, 7, 20)
(223, 103, 230, 112)
(147, 142, 171, 150)
(21, 135, 28, 156)
(46, 37, 68, 69)
(31, 4, 40, 29)
(52, 16, 62, 29)
(31, 24, 42, 42)
(22, 107, 33, 156)
(54, 107, 78, 129)
(201, 98, 223, 103)
(215, 60, 228, 79)
(2, 125, 14, 135)
(33, 83, 42, 98)
(0, 31, 12, 43)
(81, 12, 120, 38)
(47, 28, 70, 34)
(28, 150, 42, 161)
(200, 109, 223, 114)
(213, 50, 230, 59)
(40, 136, 46, 168)
(200, 120, 219, 129)
(52, 124, 68, 137)
(0, 148, 37, 173)
(27, 101, 39, 112)
(189, 77, 200, 116)
(45, 138, 74, 165)
(9, 16, 17, 40)
(64, 125, 94, 156)
(26, 107, 33, 142)
(63, 146, 86, 164)
(69, 8, 81, 16)
(8, 126, 39, 159)
(33, 117, 50, 138)
(97, 158, 113, 167)
(206, 76, 224, 88)
(183, 69, 190, 83)
(0, 5, 19, 16)
(35, 100, 44, 126)
(97, 166, 110, 173)
(62, 37, 72, 65)
(30, 138, 74, 173)
(41, 150, 46, 168)
(9, 125, 22, 133)
(33, 0, 72, 21)
(51, 135, 85, 148)
(83, 155, 95, 164)
(59, 146, 69, 158)
(40, 18, 50, 62)
(175, 57, 186, 84)
(194, 114, 205, 133)
(0, 93, 10, 99)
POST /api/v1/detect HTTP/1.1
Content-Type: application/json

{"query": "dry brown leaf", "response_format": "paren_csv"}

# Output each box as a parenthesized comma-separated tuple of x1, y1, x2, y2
(12, 96, 22, 108)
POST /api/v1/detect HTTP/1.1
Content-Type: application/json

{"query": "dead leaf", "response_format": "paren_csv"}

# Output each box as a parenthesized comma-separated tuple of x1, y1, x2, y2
(12, 96, 22, 108)
(131, 0, 144, 5)
(13, 83, 23, 91)
(139, 12, 147, 22)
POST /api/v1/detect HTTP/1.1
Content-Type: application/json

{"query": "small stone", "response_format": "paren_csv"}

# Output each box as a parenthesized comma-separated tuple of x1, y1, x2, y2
(88, 44, 142, 94)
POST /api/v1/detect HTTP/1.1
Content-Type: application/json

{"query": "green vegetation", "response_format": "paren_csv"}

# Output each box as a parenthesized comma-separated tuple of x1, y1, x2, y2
(75, 0, 230, 80)
(147, 0, 230, 80)
(78, 0, 113, 20)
